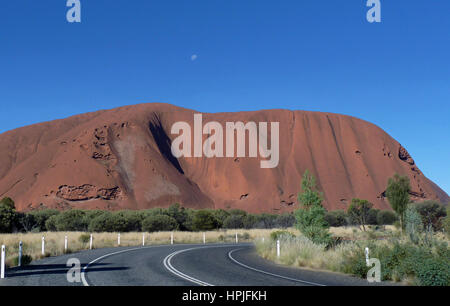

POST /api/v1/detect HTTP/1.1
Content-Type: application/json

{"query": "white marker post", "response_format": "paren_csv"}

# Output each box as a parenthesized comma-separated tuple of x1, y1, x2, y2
(1, 245, 5, 279)
(118, 233, 121, 246)
(235, 233, 238, 244)
(142, 233, 145, 246)
(171, 232, 174, 245)
(277, 240, 280, 257)
(365, 247, 370, 265)
(89, 234, 93, 250)
(64, 236, 68, 253)
(203, 232, 206, 244)
(262, 237, 265, 243)
(18, 241, 23, 267)
(41, 236, 45, 256)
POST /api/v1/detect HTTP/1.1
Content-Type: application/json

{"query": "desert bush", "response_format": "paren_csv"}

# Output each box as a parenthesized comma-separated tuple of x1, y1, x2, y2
(29, 209, 60, 232)
(113, 210, 143, 232)
(228, 209, 248, 217)
(377, 210, 397, 225)
(142, 215, 178, 232)
(0, 198, 18, 233)
(254, 214, 278, 229)
(367, 208, 379, 225)
(242, 214, 258, 229)
(275, 213, 296, 228)
(211, 209, 230, 228)
(412, 201, 447, 231)
(347, 199, 373, 231)
(191, 210, 219, 231)
(53, 210, 88, 231)
(223, 214, 245, 229)
(166, 203, 190, 231)
(88, 212, 117, 232)
(45, 215, 58, 231)
(270, 230, 295, 241)
(16, 213, 37, 232)
(405, 205, 423, 244)
(416, 257, 450, 286)
(78, 233, 91, 244)
(324, 210, 347, 227)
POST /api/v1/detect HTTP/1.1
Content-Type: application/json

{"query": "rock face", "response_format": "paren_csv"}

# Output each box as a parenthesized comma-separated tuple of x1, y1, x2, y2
(0, 103, 448, 213)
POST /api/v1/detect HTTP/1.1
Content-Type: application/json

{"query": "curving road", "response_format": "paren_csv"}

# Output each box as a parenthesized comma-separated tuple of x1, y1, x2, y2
(0, 243, 388, 286)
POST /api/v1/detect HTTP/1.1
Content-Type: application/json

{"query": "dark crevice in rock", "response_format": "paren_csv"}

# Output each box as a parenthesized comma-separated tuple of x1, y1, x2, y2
(149, 114, 184, 175)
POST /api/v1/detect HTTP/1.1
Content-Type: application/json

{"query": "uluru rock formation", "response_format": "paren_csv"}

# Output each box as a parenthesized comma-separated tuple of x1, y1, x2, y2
(0, 103, 448, 213)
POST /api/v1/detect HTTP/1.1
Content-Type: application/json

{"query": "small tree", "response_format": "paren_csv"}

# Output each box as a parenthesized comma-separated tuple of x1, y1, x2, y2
(347, 199, 373, 231)
(386, 174, 411, 231)
(295, 205, 331, 245)
(298, 170, 323, 209)
(295, 170, 331, 245)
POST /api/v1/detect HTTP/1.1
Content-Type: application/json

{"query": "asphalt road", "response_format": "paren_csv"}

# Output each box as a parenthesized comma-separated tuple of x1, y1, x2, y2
(0, 243, 389, 286)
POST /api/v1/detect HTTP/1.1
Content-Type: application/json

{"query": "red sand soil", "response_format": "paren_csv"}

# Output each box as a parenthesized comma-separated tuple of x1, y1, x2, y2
(0, 103, 447, 213)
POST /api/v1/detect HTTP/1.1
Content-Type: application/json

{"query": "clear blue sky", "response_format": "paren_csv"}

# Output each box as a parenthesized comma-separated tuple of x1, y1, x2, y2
(0, 1, 449, 194)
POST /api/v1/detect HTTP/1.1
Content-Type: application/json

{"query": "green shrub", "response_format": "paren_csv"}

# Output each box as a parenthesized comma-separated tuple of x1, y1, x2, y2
(166, 203, 189, 231)
(223, 214, 245, 229)
(341, 246, 369, 278)
(412, 201, 447, 231)
(88, 212, 114, 232)
(275, 213, 296, 228)
(211, 209, 230, 228)
(270, 230, 295, 241)
(405, 205, 423, 244)
(142, 214, 178, 232)
(191, 210, 219, 231)
(45, 215, 58, 231)
(253, 214, 278, 229)
(367, 208, 379, 225)
(28, 209, 60, 232)
(416, 257, 450, 286)
(377, 210, 397, 225)
(79, 234, 91, 244)
(324, 210, 347, 227)
(113, 211, 143, 232)
(0, 198, 18, 233)
(53, 210, 88, 231)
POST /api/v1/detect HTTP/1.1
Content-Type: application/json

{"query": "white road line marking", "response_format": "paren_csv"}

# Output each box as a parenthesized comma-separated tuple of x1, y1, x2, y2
(163, 248, 214, 286)
(81, 246, 152, 286)
(162, 244, 253, 286)
(228, 248, 327, 287)
(81, 244, 237, 286)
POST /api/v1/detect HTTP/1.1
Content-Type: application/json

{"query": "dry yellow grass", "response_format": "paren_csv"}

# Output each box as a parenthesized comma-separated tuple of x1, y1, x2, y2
(0, 229, 275, 267)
